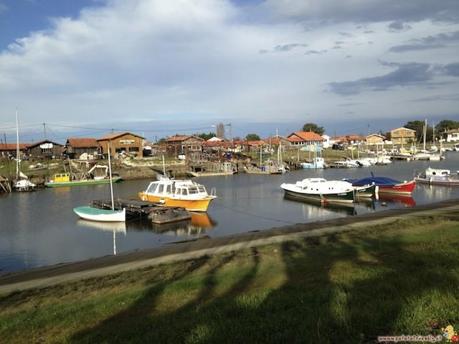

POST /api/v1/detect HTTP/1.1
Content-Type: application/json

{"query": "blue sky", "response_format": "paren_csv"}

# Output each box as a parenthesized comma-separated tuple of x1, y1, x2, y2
(0, 0, 458, 142)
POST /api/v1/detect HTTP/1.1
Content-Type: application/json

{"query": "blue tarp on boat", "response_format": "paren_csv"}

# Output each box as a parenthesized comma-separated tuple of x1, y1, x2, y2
(347, 176, 401, 186)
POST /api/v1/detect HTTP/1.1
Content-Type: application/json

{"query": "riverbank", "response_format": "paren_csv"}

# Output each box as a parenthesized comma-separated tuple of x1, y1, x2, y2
(1, 200, 459, 342)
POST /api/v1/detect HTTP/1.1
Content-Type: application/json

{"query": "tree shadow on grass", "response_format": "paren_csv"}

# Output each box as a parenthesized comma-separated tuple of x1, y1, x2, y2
(71, 227, 459, 343)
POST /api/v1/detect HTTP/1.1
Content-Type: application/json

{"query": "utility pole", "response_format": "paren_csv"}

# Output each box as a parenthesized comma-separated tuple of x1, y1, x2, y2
(42, 123, 47, 139)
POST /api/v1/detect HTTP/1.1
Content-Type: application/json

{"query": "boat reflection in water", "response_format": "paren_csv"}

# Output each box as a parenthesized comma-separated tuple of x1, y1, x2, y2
(417, 183, 454, 201)
(378, 194, 416, 207)
(284, 193, 357, 216)
(128, 212, 216, 237)
(77, 220, 127, 255)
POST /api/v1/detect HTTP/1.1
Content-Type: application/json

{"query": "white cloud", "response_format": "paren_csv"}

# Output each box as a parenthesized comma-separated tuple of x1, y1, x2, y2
(0, 0, 458, 132)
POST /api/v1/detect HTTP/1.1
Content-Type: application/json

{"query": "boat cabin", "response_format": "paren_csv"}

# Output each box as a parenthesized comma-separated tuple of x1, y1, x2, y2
(52, 173, 71, 183)
(144, 180, 209, 198)
(425, 168, 450, 177)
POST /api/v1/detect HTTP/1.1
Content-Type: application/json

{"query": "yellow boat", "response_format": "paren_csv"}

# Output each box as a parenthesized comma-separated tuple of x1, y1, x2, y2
(138, 178, 216, 212)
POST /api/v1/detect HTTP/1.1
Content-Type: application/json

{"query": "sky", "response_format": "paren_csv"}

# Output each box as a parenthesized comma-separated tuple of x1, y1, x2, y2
(0, 0, 459, 142)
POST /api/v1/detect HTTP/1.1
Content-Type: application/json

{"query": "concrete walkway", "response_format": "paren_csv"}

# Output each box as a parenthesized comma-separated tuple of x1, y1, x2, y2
(1, 199, 458, 295)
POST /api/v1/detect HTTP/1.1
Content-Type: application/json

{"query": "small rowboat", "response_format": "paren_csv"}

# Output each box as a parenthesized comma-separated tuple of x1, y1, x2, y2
(73, 206, 126, 222)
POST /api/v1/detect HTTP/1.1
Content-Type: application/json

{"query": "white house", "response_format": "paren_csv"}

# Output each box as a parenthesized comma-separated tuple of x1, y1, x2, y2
(446, 129, 459, 142)
(321, 135, 332, 148)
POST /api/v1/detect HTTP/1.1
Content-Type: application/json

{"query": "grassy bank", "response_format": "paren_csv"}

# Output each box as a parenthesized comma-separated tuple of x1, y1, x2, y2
(1, 213, 459, 343)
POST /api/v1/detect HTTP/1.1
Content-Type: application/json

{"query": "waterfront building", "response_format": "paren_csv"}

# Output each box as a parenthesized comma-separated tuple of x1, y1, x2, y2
(97, 132, 145, 158)
(65, 138, 99, 159)
(366, 134, 386, 145)
(390, 127, 416, 145)
(165, 135, 204, 158)
(287, 131, 324, 146)
(445, 129, 459, 142)
(0, 143, 29, 158)
(27, 140, 64, 159)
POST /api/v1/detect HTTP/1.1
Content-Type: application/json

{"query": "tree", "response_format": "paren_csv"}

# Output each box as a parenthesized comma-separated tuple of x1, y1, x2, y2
(302, 123, 324, 135)
(196, 132, 216, 140)
(245, 133, 261, 141)
(404, 120, 432, 142)
(435, 120, 459, 136)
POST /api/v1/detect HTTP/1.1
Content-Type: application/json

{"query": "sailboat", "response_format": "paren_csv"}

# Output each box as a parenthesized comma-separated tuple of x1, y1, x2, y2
(271, 132, 288, 174)
(13, 109, 36, 192)
(73, 143, 126, 222)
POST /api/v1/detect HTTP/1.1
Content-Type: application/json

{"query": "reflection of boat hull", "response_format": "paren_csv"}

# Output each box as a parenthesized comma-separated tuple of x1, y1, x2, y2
(282, 188, 355, 205)
(378, 194, 416, 207)
(138, 193, 215, 212)
(284, 193, 356, 213)
(46, 177, 122, 187)
(73, 206, 126, 222)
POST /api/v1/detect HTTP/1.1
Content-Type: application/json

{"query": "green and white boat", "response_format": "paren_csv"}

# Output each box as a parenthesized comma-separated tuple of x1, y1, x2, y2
(46, 164, 122, 187)
(46, 173, 122, 187)
(73, 206, 126, 222)
(73, 145, 126, 223)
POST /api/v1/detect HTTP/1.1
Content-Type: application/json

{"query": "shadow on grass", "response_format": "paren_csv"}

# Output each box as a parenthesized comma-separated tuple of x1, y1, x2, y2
(71, 228, 459, 343)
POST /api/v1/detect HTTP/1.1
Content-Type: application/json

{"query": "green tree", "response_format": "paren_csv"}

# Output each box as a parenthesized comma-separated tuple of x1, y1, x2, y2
(302, 123, 324, 135)
(435, 120, 459, 137)
(245, 133, 261, 141)
(196, 132, 216, 140)
(404, 120, 433, 142)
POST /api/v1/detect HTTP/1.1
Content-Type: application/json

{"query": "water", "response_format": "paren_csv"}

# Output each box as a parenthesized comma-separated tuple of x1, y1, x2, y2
(1, 153, 459, 273)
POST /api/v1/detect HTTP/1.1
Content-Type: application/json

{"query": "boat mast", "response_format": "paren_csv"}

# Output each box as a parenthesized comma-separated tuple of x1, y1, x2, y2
(15, 108, 20, 180)
(423, 118, 427, 151)
(107, 142, 115, 211)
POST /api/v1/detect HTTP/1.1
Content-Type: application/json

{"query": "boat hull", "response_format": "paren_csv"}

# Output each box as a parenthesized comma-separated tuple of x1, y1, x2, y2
(73, 206, 126, 222)
(138, 193, 215, 212)
(415, 177, 459, 186)
(46, 177, 122, 188)
(378, 180, 416, 195)
(282, 188, 355, 205)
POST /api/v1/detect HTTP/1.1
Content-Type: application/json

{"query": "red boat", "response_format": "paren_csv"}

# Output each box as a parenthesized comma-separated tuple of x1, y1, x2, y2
(378, 180, 416, 195)
(350, 176, 416, 195)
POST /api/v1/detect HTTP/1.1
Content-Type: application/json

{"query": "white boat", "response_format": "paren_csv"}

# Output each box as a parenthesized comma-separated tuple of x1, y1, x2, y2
(281, 178, 357, 204)
(14, 179, 36, 192)
(73, 143, 125, 222)
(301, 157, 325, 169)
(355, 158, 372, 167)
(331, 159, 360, 168)
(375, 155, 392, 165)
(415, 167, 459, 186)
(74, 206, 126, 222)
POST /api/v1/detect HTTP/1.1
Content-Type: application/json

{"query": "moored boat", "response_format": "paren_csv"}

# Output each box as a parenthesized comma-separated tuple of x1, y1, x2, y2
(349, 176, 416, 195)
(73, 206, 126, 222)
(280, 178, 374, 204)
(139, 177, 216, 212)
(415, 167, 459, 186)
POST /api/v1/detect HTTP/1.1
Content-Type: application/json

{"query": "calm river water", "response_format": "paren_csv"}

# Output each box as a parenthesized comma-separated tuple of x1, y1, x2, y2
(1, 153, 459, 273)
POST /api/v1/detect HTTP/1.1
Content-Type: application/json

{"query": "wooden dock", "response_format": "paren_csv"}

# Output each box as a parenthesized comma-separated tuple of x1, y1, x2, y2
(91, 199, 191, 224)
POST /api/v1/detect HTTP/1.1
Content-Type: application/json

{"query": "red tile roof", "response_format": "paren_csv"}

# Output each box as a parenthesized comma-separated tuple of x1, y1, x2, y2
(0, 143, 29, 151)
(66, 138, 99, 148)
(287, 131, 323, 142)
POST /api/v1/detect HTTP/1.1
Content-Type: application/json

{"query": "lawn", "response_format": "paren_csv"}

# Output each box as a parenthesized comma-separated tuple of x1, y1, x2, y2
(1, 214, 459, 343)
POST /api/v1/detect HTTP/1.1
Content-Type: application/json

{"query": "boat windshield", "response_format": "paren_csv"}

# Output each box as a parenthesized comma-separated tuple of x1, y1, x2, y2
(147, 183, 159, 193)
(188, 186, 199, 194)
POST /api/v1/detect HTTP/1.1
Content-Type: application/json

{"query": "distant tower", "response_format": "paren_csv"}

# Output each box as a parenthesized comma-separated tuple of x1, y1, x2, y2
(216, 122, 225, 139)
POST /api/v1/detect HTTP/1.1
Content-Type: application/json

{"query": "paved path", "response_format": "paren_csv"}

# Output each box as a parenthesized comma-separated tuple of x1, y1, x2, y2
(1, 199, 458, 295)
